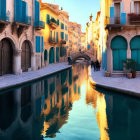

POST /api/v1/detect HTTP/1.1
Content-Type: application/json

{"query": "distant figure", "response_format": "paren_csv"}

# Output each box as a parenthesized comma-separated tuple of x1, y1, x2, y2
(95, 60, 100, 71)
(91, 61, 96, 71)
(68, 56, 72, 65)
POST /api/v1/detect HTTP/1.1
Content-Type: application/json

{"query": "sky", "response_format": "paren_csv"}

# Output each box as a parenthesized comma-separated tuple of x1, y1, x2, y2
(42, 0, 100, 32)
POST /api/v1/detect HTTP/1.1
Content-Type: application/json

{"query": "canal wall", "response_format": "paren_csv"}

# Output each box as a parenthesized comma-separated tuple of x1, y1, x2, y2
(0, 63, 72, 92)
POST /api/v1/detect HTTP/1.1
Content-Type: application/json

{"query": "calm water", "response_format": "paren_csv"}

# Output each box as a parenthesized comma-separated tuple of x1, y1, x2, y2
(0, 64, 140, 140)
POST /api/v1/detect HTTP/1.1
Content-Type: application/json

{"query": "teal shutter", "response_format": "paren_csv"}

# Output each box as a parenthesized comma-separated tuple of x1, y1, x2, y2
(0, 0, 1, 18)
(41, 37, 44, 52)
(110, 7, 114, 24)
(1, 0, 6, 20)
(49, 48, 54, 64)
(56, 47, 59, 62)
(56, 32, 59, 43)
(47, 14, 50, 24)
(57, 19, 59, 25)
(54, 31, 55, 41)
(61, 23, 64, 29)
(61, 32, 64, 40)
(36, 36, 40, 53)
(14, 0, 22, 21)
(35, 0, 40, 23)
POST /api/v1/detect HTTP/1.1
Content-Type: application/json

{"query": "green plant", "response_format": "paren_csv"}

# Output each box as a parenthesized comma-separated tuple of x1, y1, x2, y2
(124, 59, 138, 72)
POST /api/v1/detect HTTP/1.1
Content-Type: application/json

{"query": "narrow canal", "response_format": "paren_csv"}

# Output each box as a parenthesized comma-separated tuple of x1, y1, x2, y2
(0, 64, 140, 140)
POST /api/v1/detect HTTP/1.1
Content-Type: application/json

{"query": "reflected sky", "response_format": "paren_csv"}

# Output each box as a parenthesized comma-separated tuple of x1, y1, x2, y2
(0, 64, 140, 140)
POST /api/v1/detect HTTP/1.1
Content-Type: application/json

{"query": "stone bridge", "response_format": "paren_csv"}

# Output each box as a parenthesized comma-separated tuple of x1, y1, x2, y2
(70, 51, 96, 63)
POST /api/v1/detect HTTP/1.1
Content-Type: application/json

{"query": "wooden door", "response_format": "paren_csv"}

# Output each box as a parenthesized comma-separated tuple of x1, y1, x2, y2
(1, 39, 13, 75)
(21, 41, 31, 72)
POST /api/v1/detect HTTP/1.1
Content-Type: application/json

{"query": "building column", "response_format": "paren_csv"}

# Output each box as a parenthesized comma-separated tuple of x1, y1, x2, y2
(13, 50, 22, 75)
(31, 52, 36, 71)
(127, 39, 131, 59)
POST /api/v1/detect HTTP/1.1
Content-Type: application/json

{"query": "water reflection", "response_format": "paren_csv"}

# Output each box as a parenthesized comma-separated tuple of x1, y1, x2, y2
(1, 64, 140, 140)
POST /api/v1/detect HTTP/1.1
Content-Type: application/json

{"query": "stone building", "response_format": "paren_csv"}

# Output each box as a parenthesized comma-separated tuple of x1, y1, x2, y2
(80, 32, 86, 51)
(39, 2, 69, 64)
(106, 0, 140, 75)
(68, 22, 81, 53)
(0, 0, 45, 75)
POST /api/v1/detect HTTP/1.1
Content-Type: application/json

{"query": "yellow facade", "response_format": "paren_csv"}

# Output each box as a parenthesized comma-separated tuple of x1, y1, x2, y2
(39, 1, 69, 65)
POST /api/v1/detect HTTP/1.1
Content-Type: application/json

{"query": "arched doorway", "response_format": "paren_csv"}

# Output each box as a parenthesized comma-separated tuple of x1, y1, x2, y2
(111, 36, 127, 71)
(21, 41, 31, 72)
(130, 36, 140, 71)
(49, 47, 54, 64)
(0, 39, 13, 76)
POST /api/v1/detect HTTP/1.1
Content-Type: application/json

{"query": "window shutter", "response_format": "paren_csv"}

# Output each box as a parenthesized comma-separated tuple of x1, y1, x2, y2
(36, 36, 41, 53)
(35, 0, 40, 23)
(61, 32, 64, 40)
(41, 37, 44, 52)
(47, 14, 50, 24)
(121, 13, 126, 24)
(131, 1, 134, 13)
(57, 19, 59, 25)
(1, 0, 6, 20)
(56, 32, 59, 43)
(14, 0, 22, 21)
(110, 7, 114, 24)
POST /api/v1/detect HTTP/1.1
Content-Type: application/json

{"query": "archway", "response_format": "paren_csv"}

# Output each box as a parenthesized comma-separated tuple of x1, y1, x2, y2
(130, 36, 140, 71)
(21, 41, 31, 72)
(49, 47, 54, 64)
(0, 38, 13, 75)
(111, 36, 127, 71)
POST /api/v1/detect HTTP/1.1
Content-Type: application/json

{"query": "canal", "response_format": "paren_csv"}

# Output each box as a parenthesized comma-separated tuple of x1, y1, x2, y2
(0, 64, 140, 140)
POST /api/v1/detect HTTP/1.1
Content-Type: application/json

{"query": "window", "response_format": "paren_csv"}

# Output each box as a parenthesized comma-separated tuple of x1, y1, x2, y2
(61, 23, 64, 29)
(65, 25, 67, 30)
(47, 14, 50, 24)
(134, 2, 140, 14)
(61, 32, 64, 40)
(57, 19, 59, 25)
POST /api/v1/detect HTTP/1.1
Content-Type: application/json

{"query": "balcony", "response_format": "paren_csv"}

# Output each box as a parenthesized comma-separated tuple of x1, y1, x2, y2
(13, 16, 31, 37)
(34, 21, 45, 30)
(128, 13, 140, 23)
(0, 14, 10, 33)
(61, 40, 67, 45)
(49, 38, 57, 45)
(49, 18, 58, 29)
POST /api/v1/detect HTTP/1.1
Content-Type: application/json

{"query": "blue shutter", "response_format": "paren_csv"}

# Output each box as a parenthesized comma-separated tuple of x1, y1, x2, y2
(1, 0, 6, 20)
(22, 1, 27, 23)
(36, 36, 40, 53)
(110, 7, 114, 24)
(47, 14, 50, 24)
(41, 37, 44, 52)
(35, 0, 40, 23)
(50, 31, 52, 40)
(0, 0, 1, 18)
(14, 0, 22, 21)
(121, 13, 126, 24)
(61, 32, 64, 40)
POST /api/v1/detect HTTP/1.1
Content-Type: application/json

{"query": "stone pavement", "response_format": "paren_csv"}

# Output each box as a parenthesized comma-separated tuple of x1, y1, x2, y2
(0, 63, 71, 91)
(89, 67, 140, 97)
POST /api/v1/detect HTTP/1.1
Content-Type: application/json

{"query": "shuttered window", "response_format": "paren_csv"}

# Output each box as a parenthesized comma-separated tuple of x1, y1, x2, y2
(61, 32, 64, 40)
(57, 19, 59, 25)
(36, 36, 41, 53)
(47, 14, 50, 24)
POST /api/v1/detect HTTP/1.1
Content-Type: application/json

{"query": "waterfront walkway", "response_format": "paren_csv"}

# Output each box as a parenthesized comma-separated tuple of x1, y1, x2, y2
(0, 63, 71, 91)
(89, 67, 140, 97)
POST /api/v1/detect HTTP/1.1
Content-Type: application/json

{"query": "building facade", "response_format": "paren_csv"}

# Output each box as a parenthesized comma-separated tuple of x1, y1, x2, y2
(40, 2, 69, 65)
(106, 0, 140, 75)
(80, 32, 86, 51)
(68, 22, 81, 54)
(0, 0, 45, 76)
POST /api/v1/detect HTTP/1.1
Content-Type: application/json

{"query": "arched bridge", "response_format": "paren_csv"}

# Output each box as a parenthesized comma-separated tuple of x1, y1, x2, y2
(70, 51, 96, 63)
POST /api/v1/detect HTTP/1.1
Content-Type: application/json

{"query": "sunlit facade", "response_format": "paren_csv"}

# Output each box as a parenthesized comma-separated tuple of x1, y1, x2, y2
(68, 22, 81, 53)
(39, 1, 69, 65)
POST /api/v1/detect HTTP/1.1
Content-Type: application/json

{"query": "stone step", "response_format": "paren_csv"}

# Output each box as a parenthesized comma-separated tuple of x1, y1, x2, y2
(111, 72, 125, 78)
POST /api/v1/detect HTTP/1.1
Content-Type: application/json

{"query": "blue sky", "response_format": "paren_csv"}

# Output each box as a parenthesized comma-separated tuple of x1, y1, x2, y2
(42, 0, 100, 32)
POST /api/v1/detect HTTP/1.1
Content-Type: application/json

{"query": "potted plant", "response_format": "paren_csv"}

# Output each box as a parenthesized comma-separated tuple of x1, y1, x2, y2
(124, 59, 138, 78)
